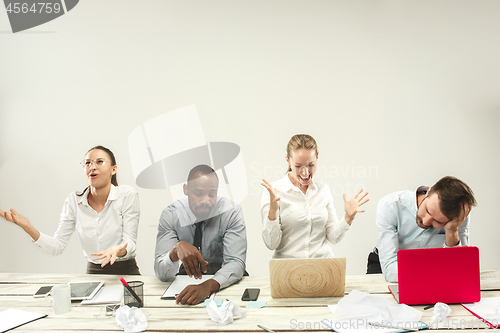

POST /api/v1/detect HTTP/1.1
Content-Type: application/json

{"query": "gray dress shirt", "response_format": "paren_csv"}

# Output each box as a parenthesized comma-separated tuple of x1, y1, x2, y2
(154, 197, 247, 289)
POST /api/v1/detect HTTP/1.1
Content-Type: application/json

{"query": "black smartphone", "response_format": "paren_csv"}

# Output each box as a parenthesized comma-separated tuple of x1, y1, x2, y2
(33, 286, 52, 298)
(241, 288, 260, 301)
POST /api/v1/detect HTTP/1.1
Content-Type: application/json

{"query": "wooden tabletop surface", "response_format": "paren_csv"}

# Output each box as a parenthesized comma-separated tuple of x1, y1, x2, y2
(1, 270, 499, 332)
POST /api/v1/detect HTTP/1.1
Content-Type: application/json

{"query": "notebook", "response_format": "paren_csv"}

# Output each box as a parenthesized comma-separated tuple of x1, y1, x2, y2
(390, 246, 480, 305)
(161, 275, 215, 299)
(269, 257, 346, 298)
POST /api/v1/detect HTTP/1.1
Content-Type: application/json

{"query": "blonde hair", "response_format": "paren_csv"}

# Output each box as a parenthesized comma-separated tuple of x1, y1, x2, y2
(286, 134, 318, 172)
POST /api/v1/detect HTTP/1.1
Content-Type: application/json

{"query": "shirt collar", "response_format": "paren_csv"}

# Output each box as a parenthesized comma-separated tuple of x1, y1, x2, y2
(414, 185, 430, 209)
(177, 198, 198, 225)
(77, 184, 118, 206)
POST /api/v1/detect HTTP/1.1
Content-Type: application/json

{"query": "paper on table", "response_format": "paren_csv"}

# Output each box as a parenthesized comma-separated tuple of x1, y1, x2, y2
(161, 275, 215, 299)
(0, 308, 47, 333)
(246, 301, 266, 308)
(81, 285, 124, 305)
(462, 297, 500, 328)
(328, 304, 338, 313)
(204, 299, 223, 308)
(335, 290, 423, 323)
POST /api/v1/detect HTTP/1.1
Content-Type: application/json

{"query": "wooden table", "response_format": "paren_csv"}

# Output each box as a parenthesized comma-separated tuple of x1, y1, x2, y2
(1, 271, 499, 332)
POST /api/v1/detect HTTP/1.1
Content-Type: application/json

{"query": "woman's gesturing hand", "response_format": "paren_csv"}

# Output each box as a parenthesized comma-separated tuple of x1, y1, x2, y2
(91, 243, 128, 267)
(0, 208, 31, 229)
(0, 208, 41, 241)
(261, 179, 281, 221)
(343, 189, 369, 225)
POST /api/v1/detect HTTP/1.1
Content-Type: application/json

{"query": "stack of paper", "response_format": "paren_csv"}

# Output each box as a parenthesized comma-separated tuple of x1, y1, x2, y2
(0, 308, 47, 332)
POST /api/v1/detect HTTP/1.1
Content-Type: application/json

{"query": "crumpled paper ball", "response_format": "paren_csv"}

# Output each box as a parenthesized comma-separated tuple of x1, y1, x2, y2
(115, 305, 148, 332)
(206, 300, 246, 325)
(432, 302, 452, 322)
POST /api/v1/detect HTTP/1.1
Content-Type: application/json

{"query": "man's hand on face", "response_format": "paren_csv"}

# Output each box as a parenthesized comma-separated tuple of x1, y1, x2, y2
(170, 241, 208, 279)
(443, 203, 471, 247)
(175, 279, 220, 305)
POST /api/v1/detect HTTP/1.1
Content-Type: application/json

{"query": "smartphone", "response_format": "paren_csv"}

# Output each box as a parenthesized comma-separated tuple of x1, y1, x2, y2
(241, 288, 260, 301)
(33, 286, 52, 298)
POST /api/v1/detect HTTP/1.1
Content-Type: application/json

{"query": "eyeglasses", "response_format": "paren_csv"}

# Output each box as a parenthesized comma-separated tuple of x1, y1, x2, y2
(80, 159, 109, 168)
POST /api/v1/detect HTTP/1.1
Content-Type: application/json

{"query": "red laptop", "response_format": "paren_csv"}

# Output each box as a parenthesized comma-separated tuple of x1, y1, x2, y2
(388, 246, 480, 305)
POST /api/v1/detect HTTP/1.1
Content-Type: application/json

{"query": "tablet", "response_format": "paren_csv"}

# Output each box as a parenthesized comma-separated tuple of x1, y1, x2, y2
(68, 281, 105, 301)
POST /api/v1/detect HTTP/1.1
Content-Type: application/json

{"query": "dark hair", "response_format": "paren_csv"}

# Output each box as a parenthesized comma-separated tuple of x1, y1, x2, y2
(77, 145, 118, 196)
(187, 164, 218, 182)
(286, 134, 318, 173)
(428, 176, 477, 220)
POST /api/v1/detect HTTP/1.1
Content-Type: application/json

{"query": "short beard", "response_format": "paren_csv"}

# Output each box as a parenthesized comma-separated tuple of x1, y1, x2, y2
(416, 216, 433, 229)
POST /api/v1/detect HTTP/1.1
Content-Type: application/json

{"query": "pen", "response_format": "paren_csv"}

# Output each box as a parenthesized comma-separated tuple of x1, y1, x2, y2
(367, 322, 422, 332)
(119, 278, 143, 307)
(257, 325, 276, 333)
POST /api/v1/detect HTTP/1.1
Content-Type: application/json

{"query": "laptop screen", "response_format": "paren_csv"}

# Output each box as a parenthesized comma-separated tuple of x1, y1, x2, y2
(397, 247, 480, 305)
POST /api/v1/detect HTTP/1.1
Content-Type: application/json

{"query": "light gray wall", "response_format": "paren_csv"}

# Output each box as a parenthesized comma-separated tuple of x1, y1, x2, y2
(1, 0, 499, 277)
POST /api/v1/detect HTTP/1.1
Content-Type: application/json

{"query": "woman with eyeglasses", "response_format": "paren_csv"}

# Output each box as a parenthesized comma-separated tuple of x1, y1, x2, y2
(0, 146, 141, 275)
(261, 134, 369, 259)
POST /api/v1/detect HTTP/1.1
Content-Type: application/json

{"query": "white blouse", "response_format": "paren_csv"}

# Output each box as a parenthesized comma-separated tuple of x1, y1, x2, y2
(261, 174, 350, 258)
(35, 185, 140, 264)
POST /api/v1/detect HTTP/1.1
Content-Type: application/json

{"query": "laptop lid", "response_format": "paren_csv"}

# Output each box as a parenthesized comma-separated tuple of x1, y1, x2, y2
(397, 246, 480, 305)
(269, 257, 346, 298)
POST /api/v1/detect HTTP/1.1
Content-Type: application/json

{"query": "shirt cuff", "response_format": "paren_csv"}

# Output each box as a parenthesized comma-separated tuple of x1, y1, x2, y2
(339, 218, 351, 232)
(262, 216, 281, 250)
(212, 272, 239, 290)
(443, 240, 461, 248)
(163, 251, 177, 267)
(155, 251, 180, 281)
(33, 232, 49, 247)
(211, 274, 226, 290)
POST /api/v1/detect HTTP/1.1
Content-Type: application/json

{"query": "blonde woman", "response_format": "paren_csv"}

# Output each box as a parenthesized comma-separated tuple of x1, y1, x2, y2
(261, 134, 368, 258)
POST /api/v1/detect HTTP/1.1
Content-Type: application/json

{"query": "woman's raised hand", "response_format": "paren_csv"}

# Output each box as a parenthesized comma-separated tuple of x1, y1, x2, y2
(0, 209, 31, 230)
(0, 208, 41, 241)
(343, 189, 369, 225)
(261, 179, 281, 221)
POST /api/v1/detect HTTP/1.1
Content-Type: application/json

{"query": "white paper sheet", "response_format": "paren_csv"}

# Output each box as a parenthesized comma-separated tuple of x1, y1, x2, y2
(462, 297, 500, 327)
(0, 308, 47, 332)
(161, 275, 215, 299)
(81, 285, 124, 305)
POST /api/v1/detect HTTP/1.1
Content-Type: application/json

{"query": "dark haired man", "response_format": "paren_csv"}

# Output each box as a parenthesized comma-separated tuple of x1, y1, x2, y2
(154, 165, 247, 304)
(375, 176, 476, 282)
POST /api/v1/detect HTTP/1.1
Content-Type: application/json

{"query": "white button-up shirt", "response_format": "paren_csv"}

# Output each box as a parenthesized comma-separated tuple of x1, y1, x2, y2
(35, 185, 140, 264)
(261, 174, 350, 258)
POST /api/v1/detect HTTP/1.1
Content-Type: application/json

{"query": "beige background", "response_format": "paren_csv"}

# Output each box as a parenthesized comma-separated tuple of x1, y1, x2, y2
(1, 0, 499, 277)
